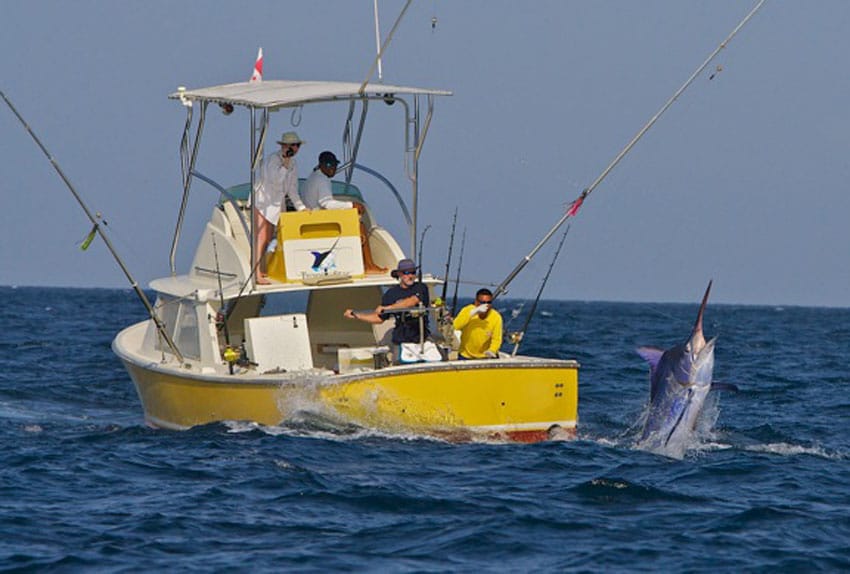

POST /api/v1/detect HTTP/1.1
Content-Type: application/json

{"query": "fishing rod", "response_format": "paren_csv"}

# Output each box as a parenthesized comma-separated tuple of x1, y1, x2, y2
(450, 227, 466, 313)
(510, 225, 571, 357)
(434, 209, 459, 349)
(493, 0, 768, 299)
(352, 304, 444, 317)
(1, 89, 184, 362)
(440, 208, 458, 303)
(417, 224, 431, 283)
(211, 233, 237, 373)
(415, 224, 431, 349)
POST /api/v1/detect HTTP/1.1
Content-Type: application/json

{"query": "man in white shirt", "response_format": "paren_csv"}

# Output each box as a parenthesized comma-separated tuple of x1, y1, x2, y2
(303, 151, 386, 273)
(302, 151, 352, 210)
(253, 131, 307, 284)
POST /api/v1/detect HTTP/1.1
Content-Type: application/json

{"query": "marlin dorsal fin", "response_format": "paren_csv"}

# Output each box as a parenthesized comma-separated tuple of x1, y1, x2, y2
(636, 346, 664, 370)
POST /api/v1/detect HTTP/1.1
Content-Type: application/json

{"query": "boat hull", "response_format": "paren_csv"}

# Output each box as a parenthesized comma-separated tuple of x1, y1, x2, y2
(118, 356, 578, 442)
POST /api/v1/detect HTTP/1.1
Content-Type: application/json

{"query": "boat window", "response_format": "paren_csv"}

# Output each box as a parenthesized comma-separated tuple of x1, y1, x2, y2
(174, 301, 201, 360)
(154, 295, 179, 339)
(152, 296, 200, 360)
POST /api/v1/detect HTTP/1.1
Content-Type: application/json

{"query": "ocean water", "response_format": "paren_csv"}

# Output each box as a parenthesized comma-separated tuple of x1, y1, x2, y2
(1, 285, 848, 572)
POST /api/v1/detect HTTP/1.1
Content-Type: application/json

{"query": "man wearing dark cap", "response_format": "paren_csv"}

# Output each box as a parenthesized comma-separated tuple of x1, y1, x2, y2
(302, 151, 351, 210)
(303, 150, 386, 273)
(344, 258, 440, 362)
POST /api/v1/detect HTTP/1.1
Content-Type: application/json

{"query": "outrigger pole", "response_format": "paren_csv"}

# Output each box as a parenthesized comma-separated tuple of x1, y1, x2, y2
(493, 0, 768, 299)
(359, 0, 413, 95)
(1, 89, 185, 362)
(358, 0, 429, 259)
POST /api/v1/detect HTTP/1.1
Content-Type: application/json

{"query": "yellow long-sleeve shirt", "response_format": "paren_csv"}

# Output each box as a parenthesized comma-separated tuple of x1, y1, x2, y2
(453, 304, 503, 359)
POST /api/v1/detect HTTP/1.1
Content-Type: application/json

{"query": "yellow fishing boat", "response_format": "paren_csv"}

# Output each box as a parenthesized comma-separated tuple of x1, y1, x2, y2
(111, 75, 579, 442)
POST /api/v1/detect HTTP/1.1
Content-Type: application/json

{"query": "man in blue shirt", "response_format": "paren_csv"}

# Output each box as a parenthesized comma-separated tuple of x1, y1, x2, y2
(344, 259, 440, 362)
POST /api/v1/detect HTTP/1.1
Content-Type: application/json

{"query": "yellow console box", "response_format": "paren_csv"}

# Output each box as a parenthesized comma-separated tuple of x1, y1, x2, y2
(280, 208, 360, 240)
(277, 209, 364, 281)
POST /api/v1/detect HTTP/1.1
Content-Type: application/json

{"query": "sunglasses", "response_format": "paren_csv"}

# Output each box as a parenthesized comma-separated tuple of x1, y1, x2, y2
(477, 299, 493, 305)
(401, 270, 417, 276)
(283, 143, 301, 148)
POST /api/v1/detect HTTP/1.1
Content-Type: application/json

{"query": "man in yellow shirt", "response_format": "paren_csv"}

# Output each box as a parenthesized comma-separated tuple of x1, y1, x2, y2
(453, 288, 503, 359)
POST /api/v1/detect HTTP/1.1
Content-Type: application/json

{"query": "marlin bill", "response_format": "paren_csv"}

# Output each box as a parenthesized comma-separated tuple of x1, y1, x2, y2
(635, 281, 738, 458)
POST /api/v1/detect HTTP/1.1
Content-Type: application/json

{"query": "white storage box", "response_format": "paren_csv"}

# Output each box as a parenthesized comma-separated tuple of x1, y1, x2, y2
(244, 313, 313, 374)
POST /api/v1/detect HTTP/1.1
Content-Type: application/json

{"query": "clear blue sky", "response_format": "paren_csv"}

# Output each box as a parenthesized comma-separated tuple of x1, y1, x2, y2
(2, 1, 848, 307)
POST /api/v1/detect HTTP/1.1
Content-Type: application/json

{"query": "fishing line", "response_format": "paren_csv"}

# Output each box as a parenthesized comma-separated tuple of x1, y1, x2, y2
(493, 0, 769, 298)
(510, 225, 571, 356)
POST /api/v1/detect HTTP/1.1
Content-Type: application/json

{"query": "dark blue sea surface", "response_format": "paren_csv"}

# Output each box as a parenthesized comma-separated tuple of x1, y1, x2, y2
(1, 286, 848, 572)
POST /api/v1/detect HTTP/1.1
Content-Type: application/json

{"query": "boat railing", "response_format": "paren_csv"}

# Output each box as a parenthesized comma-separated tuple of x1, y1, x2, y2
(191, 170, 252, 241)
(189, 166, 411, 247)
(353, 163, 411, 227)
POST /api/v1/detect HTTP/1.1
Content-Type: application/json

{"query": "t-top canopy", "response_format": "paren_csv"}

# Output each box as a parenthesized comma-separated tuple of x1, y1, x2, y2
(169, 80, 452, 110)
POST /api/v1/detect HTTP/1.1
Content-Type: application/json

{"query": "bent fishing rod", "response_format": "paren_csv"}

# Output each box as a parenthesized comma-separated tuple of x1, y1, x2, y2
(493, 0, 768, 299)
(1, 89, 184, 362)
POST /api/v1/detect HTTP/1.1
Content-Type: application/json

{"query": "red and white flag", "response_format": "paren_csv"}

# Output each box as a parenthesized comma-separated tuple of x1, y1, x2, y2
(250, 47, 263, 83)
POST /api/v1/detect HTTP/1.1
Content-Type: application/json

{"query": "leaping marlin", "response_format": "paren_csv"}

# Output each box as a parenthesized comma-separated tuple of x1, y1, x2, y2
(636, 281, 737, 458)
(310, 235, 342, 271)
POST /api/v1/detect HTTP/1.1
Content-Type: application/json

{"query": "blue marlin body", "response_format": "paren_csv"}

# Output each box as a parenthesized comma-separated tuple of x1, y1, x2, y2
(636, 281, 735, 458)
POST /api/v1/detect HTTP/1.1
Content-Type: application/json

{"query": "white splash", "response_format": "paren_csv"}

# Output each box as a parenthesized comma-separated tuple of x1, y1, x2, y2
(745, 442, 846, 460)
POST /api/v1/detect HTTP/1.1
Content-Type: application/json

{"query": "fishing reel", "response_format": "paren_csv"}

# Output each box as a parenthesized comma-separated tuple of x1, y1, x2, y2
(214, 311, 227, 332)
(508, 331, 524, 345)
(222, 345, 240, 365)
(432, 297, 453, 324)
(222, 343, 256, 370)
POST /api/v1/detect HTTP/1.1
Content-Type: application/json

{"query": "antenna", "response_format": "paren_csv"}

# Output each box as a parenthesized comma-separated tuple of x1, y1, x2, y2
(373, 0, 383, 81)
(359, 0, 413, 94)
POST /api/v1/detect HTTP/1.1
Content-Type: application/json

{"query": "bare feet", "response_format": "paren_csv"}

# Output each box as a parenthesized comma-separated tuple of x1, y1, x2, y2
(256, 275, 272, 285)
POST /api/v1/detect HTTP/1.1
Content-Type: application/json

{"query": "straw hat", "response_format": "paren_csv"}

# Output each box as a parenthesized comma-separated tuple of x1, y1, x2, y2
(277, 131, 304, 145)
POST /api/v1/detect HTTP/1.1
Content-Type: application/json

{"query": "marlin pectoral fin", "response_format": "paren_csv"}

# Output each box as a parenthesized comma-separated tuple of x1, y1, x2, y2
(637, 346, 664, 369)
(710, 382, 739, 393)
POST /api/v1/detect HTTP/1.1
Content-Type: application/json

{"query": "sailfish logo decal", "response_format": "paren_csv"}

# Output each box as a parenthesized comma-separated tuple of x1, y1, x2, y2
(311, 235, 342, 271)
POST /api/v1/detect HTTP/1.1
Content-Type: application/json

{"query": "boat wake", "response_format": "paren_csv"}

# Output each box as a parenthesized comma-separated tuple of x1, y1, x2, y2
(222, 418, 845, 460)
(741, 442, 846, 460)
(222, 418, 448, 444)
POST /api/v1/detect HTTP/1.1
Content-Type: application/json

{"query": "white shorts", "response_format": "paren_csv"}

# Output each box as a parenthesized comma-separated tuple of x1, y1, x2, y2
(397, 341, 443, 364)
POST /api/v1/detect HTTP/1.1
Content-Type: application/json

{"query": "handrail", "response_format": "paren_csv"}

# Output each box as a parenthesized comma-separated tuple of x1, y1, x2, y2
(190, 171, 252, 241)
(353, 163, 412, 228)
(170, 101, 207, 275)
